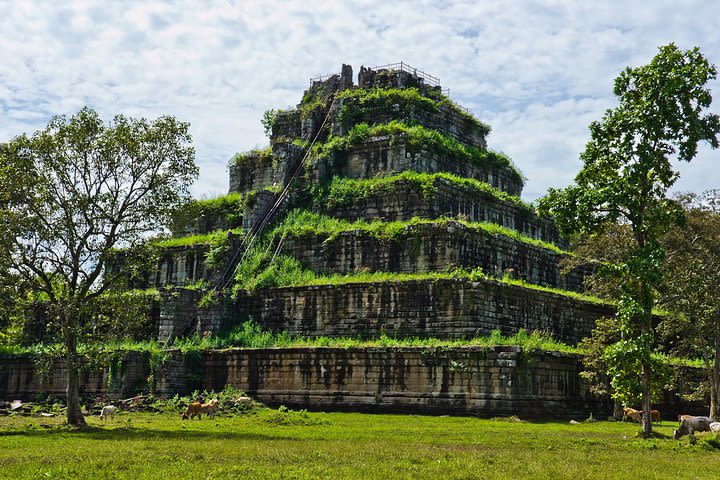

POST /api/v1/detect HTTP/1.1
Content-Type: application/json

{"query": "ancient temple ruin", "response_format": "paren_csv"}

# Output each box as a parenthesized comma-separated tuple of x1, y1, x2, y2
(2, 63, 699, 417)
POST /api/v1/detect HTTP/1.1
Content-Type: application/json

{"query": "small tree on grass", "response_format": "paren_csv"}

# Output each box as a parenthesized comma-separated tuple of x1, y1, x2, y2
(539, 44, 720, 435)
(0, 107, 197, 427)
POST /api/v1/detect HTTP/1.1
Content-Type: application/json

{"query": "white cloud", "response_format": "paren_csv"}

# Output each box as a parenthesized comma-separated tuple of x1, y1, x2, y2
(1, 0, 718, 201)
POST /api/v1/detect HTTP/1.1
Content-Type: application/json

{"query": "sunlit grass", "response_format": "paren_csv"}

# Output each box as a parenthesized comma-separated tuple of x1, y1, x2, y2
(0, 411, 718, 479)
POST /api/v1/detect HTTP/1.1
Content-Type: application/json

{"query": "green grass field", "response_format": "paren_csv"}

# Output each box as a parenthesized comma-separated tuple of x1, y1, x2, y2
(1, 410, 719, 479)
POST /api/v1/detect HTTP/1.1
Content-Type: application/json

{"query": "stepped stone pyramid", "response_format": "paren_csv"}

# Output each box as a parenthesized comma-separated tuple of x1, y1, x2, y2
(15, 63, 680, 418)
(142, 63, 604, 346)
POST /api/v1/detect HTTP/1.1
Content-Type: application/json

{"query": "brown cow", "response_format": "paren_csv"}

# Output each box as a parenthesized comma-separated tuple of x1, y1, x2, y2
(623, 407, 660, 424)
(181, 399, 219, 420)
(623, 407, 642, 423)
(651, 410, 661, 423)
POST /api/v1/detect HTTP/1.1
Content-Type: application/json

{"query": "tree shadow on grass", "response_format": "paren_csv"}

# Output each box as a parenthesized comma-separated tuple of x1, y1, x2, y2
(0, 425, 304, 442)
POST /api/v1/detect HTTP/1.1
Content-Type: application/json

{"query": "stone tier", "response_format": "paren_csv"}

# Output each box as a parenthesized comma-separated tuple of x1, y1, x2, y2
(229, 142, 303, 194)
(281, 221, 585, 291)
(317, 176, 564, 248)
(271, 99, 489, 151)
(330, 96, 489, 149)
(232, 279, 606, 345)
(202, 347, 603, 418)
(310, 137, 523, 197)
(230, 136, 522, 197)
(105, 244, 209, 290)
(162, 280, 611, 345)
(106, 230, 248, 290)
(1, 348, 704, 419)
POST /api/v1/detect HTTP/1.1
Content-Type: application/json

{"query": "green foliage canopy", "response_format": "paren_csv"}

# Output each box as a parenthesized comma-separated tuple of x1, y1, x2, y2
(0, 107, 197, 425)
(539, 44, 720, 433)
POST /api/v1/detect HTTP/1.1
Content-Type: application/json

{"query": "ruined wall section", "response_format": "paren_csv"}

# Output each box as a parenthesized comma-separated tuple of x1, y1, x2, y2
(221, 279, 612, 345)
(317, 177, 565, 248)
(330, 97, 489, 150)
(229, 142, 304, 195)
(0, 352, 149, 400)
(203, 346, 604, 418)
(309, 137, 523, 197)
(281, 222, 585, 291)
(2, 347, 706, 420)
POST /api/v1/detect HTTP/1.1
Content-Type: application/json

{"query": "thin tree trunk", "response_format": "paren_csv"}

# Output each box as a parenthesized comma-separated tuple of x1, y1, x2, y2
(713, 320, 720, 421)
(640, 289, 653, 436)
(64, 325, 87, 428)
(698, 326, 718, 421)
(641, 362, 652, 435)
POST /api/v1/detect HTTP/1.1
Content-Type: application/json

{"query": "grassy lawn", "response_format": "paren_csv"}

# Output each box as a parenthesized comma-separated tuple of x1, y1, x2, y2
(1, 410, 719, 479)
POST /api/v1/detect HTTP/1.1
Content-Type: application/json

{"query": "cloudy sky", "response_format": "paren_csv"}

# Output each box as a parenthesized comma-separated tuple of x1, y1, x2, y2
(1, 0, 718, 201)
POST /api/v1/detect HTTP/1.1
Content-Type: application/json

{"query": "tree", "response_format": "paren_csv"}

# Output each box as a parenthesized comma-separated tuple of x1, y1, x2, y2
(0, 107, 197, 427)
(660, 190, 720, 420)
(539, 44, 720, 435)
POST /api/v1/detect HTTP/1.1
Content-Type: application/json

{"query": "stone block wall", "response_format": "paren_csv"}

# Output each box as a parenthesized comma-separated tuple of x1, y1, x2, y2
(158, 289, 203, 342)
(228, 279, 614, 345)
(270, 109, 302, 141)
(242, 189, 286, 234)
(201, 346, 704, 419)
(0, 351, 149, 401)
(229, 143, 304, 194)
(310, 137, 523, 197)
(1, 347, 706, 420)
(281, 221, 585, 291)
(319, 177, 565, 248)
(202, 346, 603, 418)
(153, 245, 209, 288)
(172, 210, 239, 237)
(330, 98, 488, 149)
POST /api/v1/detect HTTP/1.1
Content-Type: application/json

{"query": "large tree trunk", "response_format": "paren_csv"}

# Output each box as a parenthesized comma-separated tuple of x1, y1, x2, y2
(613, 399, 624, 421)
(64, 327, 87, 428)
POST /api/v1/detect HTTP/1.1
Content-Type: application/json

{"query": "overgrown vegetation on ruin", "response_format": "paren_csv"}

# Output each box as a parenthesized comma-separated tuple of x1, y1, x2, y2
(229, 146, 273, 168)
(313, 171, 533, 214)
(230, 240, 601, 305)
(170, 192, 247, 234)
(272, 210, 564, 253)
(308, 121, 524, 183)
(335, 86, 491, 135)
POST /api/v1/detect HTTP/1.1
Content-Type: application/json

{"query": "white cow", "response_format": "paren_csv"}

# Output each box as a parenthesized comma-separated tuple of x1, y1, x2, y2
(99, 405, 117, 421)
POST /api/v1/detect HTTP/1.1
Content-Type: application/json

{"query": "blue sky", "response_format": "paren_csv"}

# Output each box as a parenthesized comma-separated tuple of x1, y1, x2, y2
(1, 0, 718, 201)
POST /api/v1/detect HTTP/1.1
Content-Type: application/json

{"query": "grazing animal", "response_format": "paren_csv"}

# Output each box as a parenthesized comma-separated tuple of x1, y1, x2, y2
(99, 405, 117, 421)
(678, 414, 694, 423)
(181, 399, 219, 420)
(623, 407, 642, 423)
(651, 410, 660, 423)
(673, 416, 714, 439)
(710, 422, 720, 433)
(204, 399, 219, 419)
(623, 407, 660, 423)
(182, 402, 204, 420)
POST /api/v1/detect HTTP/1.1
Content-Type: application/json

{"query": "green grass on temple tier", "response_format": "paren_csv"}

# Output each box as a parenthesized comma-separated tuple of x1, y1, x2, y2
(1, 411, 719, 479)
